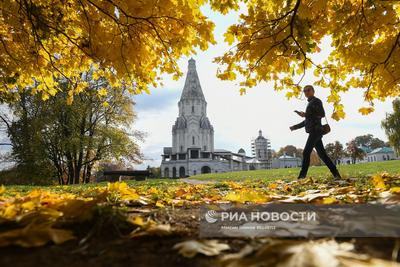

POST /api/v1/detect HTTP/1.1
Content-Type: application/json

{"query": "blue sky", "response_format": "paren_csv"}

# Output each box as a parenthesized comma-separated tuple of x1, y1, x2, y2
(132, 6, 395, 168)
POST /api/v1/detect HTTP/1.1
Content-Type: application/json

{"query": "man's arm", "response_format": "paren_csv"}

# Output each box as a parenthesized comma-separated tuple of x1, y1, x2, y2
(290, 120, 305, 131)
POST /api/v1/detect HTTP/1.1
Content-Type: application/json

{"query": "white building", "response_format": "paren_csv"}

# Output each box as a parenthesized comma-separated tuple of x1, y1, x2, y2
(271, 154, 302, 169)
(338, 146, 399, 165)
(160, 59, 276, 177)
(367, 147, 398, 162)
(160, 59, 247, 177)
(251, 130, 272, 168)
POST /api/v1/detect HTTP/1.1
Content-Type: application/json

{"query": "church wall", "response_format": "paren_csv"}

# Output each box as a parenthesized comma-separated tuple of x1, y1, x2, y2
(161, 158, 248, 178)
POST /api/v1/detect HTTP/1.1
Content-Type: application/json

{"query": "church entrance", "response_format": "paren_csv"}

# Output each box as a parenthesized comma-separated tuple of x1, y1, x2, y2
(179, 167, 185, 177)
(172, 167, 176, 178)
(164, 167, 169, 178)
(201, 166, 211, 174)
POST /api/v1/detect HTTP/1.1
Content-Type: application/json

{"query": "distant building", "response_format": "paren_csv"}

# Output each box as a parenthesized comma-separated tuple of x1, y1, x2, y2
(160, 59, 267, 178)
(271, 153, 302, 169)
(251, 130, 272, 168)
(367, 147, 398, 162)
(338, 146, 399, 165)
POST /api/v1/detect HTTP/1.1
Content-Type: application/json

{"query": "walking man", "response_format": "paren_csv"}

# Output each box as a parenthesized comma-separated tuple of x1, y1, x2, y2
(290, 85, 341, 179)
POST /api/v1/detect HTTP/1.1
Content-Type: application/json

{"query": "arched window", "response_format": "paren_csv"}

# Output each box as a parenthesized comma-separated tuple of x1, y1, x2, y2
(192, 136, 195, 145)
(180, 145, 183, 152)
(164, 168, 169, 178)
(179, 167, 185, 177)
(201, 166, 211, 174)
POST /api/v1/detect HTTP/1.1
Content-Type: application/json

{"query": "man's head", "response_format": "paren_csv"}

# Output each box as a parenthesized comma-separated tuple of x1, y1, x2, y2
(303, 85, 315, 98)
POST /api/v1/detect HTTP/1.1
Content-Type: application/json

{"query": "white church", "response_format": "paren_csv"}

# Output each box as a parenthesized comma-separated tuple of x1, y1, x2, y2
(160, 59, 272, 178)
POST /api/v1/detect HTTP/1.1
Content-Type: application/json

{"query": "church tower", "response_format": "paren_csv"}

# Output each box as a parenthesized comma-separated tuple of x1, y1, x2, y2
(172, 58, 214, 157)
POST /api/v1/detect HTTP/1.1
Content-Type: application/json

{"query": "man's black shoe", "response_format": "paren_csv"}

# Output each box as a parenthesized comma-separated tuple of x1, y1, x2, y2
(297, 175, 306, 180)
(333, 171, 342, 180)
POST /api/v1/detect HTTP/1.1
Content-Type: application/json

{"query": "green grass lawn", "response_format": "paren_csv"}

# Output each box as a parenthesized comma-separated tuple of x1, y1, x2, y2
(190, 160, 400, 181)
(2, 161, 399, 193)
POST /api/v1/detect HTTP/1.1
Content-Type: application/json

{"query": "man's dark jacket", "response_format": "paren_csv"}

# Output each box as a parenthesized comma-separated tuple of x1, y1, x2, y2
(292, 96, 325, 133)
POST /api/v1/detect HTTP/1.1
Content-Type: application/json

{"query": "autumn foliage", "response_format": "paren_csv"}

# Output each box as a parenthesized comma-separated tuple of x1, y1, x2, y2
(1, 0, 400, 118)
(215, 0, 400, 119)
(0, 0, 215, 101)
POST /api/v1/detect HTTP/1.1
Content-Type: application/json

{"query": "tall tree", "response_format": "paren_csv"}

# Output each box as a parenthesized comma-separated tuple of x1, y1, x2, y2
(277, 145, 303, 158)
(325, 141, 345, 165)
(354, 134, 386, 150)
(346, 140, 366, 164)
(310, 151, 322, 166)
(381, 99, 400, 155)
(7, 74, 143, 185)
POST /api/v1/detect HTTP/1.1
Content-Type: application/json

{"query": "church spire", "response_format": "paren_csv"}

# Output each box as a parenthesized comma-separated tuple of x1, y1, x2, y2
(179, 58, 205, 102)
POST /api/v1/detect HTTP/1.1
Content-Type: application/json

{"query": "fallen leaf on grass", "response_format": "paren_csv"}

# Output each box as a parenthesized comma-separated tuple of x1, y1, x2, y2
(390, 187, 400, 194)
(224, 191, 270, 203)
(279, 192, 330, 203)
(219, 239, 400, 267)
(0, 223, 75, 247)
(173, 239, 230, 258)
(371, 174, 386, 190)
(378, 191, 400, 204)
(128, 215, 172, 237)
(321, 196, 338, 204)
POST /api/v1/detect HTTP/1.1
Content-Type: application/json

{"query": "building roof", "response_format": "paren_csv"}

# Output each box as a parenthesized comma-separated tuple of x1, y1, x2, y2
(179, 58, 205, 102)
(214, 149, 232, 153)
(238, 148, 245, 154)
(255, 129, 267, 140)
(246, 158, 261, 164)
(359, 146, 372, 153)
(278, 154, 299, 160)
(368, 147, 394, 154)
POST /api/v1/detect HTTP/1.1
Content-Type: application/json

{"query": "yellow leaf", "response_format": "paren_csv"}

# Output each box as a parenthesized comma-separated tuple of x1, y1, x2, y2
(321, 196, 337, 204)
(0, 223, 75, 248)
(173, 240, 230, 258)
(224, 32, 235, 45)
(156, 201, 165, 208)
(268, 183, 278, 190)
(128, 216, 145, 227)
(98, 88, 108, 97)
(371, 174, 386, 190)
(21, 201, 37, 211)
(358, 107, 375, 115)
(390, 187, 400, 194)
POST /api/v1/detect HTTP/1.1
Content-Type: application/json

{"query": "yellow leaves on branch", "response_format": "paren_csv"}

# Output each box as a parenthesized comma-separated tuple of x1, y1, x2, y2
(1, 0, 216, 101)
(359, 107, 375, 115)
(214, 0, 400, 119)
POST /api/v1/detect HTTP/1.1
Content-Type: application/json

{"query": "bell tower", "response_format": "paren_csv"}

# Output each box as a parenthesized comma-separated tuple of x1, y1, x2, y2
(172, 58, 214, 156)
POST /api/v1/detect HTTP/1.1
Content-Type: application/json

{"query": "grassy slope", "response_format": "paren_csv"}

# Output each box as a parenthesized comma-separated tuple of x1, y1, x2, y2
(190, 160, 400, 181)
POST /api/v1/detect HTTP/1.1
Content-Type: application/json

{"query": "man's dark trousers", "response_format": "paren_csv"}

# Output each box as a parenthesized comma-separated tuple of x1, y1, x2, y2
(299, 131, 338, 178)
